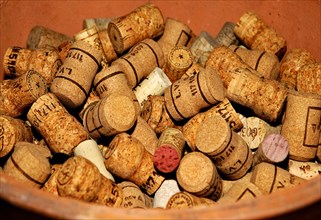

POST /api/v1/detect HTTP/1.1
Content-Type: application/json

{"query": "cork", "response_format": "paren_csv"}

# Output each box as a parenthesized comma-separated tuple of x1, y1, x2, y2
(317, 135, 321, 163)
(238, 116, 282, 150)
(83, 94, 138, 140)
(93, 64, 140, 114)
(103, 133, 165, 195)
(234, 11, 287, 59)
(215, 22, 239, 47)
(164, 46, 193, 82)
(97, 29, 118, 63)
(218, 181, 263, 204)
(166, 191, 215, 209)
(57, 40, 73, 62)
(164, 67, 226, 122)
(157, 18, 192, 62)
(95, 175, 123, 207)
(195, 114, 253, 180)
(297, 62, 321, 96)
(189, 31, 216, 66)
(181, 63, 204, 79)
(3, 141, 51, 188)
(78, 89, 101, 121)
(42, 164, 63, 196)
(112, 38, 165, 88)
(153, 128, 185, 173)
(281, 91, 321, 161)
(183, 99, 243, 151)
(0, 70, 48, 117)
(252, 134, 289, 167)
(133, 67, 172, 107)
(74, 26, 104, 53)
(288, 159, 321, 180)
(229, 45, 280, 79)
(130, 116, 159, 155)
(227, 67, 287, 123)
(26, 25, 73, 50)
(27, 93, 89, 155)
(50, 40, 103, 109)
(57, 156, 101, 202)
(3, 46, 31, 77)
(0, 115, 33, 158)
(141, 95, 175, 135)
(118, 181, 152, 209)
(153, 179, 181, 208)
(221, 172, 252, 196)
(279, 48, 316, 89)
(83, 17, 114, 30)
(73, 139, 115, 182)
(108, 3, 164, 54)
(250, 162, 306, 194)
(176, 152, 223, 201)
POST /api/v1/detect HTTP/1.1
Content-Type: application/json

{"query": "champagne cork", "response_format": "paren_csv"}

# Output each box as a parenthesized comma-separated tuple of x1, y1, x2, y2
(57, 156, 101, 202)
(103, 133, 165, 195)
(26, 25, 73, 50)
(157, 18, 192, 61)
(279, 48, 316, 89)
(83, 94, 138, 140)
(133, 67, 172, 107)
(118, 181, 152, 209)
(95, 175, 123, 207)
(176, 152, 223, 201)
(3, 46, 62, 83)
(234, 11, 287, 59)
(112, 38, 165, 88)
(288, 159, 321, 180)
(218, 181, 263, 204)
(227, 67, 287, 123)
(238, 116, 282, 150)
(141, 95, 175, 135)
(229, 45, 280, 79)
(252, 134, 289, 167)
(153, 128, 185, 173)
(281, 91, 321, 161)
(195, 114, 253, 180)
(27, 93, 89, 155)
(164, 46, 193, 82)
(181, 63, 204, 79)
(3, 142, 51, 188)
(153, 179, 180, 208)
(130, 116, 159, 155)
(108, 3, 164, 54)
(42, 164, 63, 195)
(166, 191, 215, 209)
(93, 64, 140, 114)
(50, 40, 102, 109)
(250, 162, 306, 194)
(0, 70, 48, 117)
(297, 62, 321, 96)
(0, 115, 33, 158)
(164, 67, 226, 122)
(183, 98, 243, 151)
(73, 139, 115, 181)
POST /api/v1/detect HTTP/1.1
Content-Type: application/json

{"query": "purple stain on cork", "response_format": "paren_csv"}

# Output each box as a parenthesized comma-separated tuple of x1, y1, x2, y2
(262, 134, 289, 163)
(153, 144, 180, 173)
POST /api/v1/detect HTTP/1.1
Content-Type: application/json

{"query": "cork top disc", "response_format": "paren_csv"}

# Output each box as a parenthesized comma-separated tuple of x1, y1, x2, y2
(176, 152, 216, 194)
(195, 114, 231, 155)
(168, 46, 193, 69)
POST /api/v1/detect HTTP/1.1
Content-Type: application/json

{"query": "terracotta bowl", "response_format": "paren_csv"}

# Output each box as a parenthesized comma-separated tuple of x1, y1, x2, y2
(0, 1, 320, 219)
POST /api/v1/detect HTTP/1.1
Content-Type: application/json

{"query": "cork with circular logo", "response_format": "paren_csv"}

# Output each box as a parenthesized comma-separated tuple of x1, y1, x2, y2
(166, 191, 215, 209)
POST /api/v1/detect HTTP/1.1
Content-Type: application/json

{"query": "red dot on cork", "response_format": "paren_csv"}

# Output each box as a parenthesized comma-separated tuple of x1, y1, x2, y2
(153, 144, 180, 173)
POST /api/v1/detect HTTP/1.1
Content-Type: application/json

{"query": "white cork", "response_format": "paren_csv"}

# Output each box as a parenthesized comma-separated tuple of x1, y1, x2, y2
(288, 159, 321, 180)
(73, 139, 115, 182)
(153, 179, 181, 208)
(133, 67, 172, 107)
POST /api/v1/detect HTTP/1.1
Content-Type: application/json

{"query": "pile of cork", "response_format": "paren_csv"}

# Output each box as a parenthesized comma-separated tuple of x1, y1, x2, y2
(0, 3, 320, 209)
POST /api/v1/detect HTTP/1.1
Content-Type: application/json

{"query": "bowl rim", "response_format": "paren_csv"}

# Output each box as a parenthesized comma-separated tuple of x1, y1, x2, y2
(0, 172, 320, 219)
